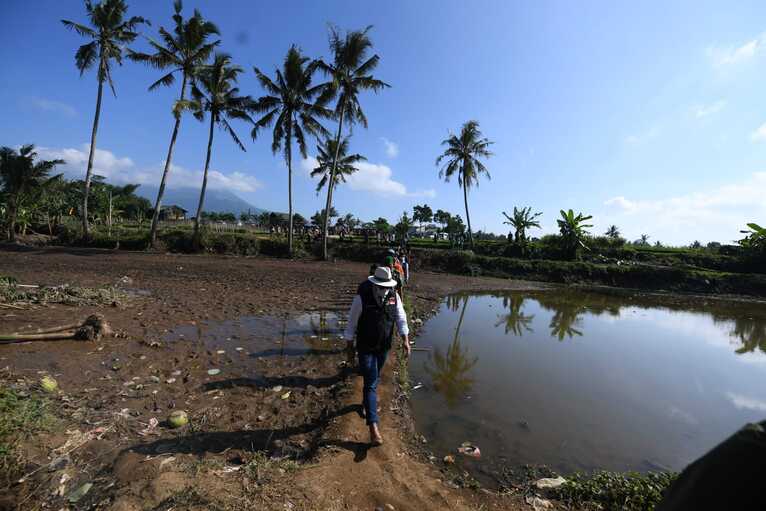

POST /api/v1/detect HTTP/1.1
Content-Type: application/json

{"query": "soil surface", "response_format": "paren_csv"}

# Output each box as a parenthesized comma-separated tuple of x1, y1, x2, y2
(0, 245, 555, 511)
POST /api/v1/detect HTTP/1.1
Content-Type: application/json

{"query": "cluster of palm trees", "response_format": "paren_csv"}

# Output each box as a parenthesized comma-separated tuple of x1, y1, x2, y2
(62, 0, 387, 257)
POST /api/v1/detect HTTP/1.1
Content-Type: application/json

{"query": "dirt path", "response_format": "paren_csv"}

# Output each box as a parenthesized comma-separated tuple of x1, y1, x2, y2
(0, 245, 548, 510)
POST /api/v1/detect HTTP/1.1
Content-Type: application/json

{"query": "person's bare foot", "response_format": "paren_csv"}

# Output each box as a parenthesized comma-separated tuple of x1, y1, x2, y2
(369, 424, 383, 446)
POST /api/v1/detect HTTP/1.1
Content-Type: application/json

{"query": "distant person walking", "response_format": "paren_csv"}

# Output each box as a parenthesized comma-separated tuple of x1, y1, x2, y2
(344, 266, 411, 445)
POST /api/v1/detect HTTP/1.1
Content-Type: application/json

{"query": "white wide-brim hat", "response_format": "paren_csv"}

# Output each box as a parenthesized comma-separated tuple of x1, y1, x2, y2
(368, 266, 397, 287)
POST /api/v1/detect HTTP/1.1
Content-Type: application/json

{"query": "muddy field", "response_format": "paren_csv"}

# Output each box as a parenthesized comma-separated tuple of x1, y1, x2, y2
(0, 246, 550, 511)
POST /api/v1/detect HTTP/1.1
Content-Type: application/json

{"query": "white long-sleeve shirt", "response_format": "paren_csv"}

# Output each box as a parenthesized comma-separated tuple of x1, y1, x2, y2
(343, 290, 409, 342)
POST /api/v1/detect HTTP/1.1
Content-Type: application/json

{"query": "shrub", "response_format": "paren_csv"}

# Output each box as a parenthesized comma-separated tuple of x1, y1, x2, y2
(555, 471, 677, 511)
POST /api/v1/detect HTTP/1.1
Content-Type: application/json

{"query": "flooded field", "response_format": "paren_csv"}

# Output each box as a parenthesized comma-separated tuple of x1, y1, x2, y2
(409, 290, 766, 480)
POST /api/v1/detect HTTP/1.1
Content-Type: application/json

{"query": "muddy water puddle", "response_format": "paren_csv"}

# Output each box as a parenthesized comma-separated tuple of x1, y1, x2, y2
(409, 290, 766, 482)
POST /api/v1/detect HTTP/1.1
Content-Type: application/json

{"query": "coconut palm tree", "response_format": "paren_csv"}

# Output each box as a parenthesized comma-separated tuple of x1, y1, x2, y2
(435, 120, 493, 249)
(127, 0, 219, 247)
(502, 206, 542, 243)
(180, 53, 254, 248)
(61, 0, 148, 239)
(0, 145, 64, 242)
(310, 137, 366, 193)
(251, 46, 332, 255)
(605, 225, 621, 239)
(316, 25, 389, 260)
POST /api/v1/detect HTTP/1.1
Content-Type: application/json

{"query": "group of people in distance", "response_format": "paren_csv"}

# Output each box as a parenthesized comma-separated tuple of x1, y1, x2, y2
(342, 247, 412, 445)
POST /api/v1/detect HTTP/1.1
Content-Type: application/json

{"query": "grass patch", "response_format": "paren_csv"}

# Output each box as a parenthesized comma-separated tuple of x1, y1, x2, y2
(0, 384, 55, 485)
(244, 452, 300, 485)
(554, 470, 678, 511)
(151, 488, 224, 511)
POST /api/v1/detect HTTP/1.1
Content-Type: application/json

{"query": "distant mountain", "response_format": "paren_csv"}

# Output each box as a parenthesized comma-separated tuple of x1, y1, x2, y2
(136, 186, 267, 216)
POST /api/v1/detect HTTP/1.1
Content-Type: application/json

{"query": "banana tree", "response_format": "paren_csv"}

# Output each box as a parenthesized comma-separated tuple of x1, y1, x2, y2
(557, 209, 593, 260)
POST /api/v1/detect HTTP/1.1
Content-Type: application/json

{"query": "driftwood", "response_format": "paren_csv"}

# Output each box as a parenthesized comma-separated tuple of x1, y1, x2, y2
(0, 314, 112, 344)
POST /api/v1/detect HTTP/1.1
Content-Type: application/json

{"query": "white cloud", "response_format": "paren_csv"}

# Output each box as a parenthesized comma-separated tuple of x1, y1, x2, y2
(380, 137, 399, 158)
(27, 97, 77, 117)
(751, 123, 766, 142)
(726, 392, 766, 412)
(693, 100, 727, 119)
(603, 172, 766, 244)
(347, 162, 434, 198)
(300, 156, 318, 176)
(299, 156, 435, 199)
(707, 35, 763, 67)
(35, 144, 261, 192)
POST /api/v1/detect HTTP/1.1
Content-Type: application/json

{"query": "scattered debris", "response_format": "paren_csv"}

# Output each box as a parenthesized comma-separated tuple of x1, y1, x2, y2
(207, 369, 221, 376)
(457, 442, 481, 458)
(443, 455, 455, 464)
(525, 495, 553, 510)
(281, 391, 291, 400)
(411, 382, 424, 390)
(40, 375, 58, 392)
(168, 410, 188, 428)
(534, 476, 567, 489)
(67, 482, 93, 503)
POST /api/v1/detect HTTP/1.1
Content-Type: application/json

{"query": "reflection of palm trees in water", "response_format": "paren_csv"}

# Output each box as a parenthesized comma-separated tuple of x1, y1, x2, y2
(730, 317, 766, 354)
(495, 294, 534, 336)
(534, 294, 586, 340)
(549, 304, 584, 340)
(426, 296, 478, 408)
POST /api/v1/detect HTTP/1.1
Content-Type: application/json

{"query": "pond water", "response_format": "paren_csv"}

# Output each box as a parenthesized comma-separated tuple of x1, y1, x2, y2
(409, 290, 766, 479)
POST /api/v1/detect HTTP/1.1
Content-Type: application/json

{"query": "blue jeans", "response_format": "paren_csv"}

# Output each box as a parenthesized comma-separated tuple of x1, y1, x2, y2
(358, 350, 388, 425)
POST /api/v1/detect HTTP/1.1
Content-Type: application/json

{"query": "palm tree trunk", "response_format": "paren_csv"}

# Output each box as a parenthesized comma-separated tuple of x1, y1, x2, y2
(7, 200, 17, 242)
(193, 114, 216, 250)
(83, 76, 105, 240)
(149, 74, 188, 248)
(107, 190, 112, 238)
(462, 185, 474, 250)
(322, 101, 346, 261)
(286, 123, 294, 256)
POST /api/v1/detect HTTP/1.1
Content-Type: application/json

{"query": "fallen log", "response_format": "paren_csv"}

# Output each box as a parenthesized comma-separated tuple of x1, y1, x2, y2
(0, 315, 112, 344)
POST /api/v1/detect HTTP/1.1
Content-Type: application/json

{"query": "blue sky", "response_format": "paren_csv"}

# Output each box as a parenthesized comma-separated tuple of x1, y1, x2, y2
(2, 0, 766, 244)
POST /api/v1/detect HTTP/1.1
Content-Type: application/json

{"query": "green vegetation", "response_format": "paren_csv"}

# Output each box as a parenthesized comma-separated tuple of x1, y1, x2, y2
(245, 451, 301, 485)
(317, 26, 389, 260)
(557, 209, 594, 260)
(554, 471, 678, 511)
(435, 120, 494, 249)
(127, 0, 221, 248)
(0, 385, 55, 485)
(251, 45, 333, 256)
(310, 137, 366, 193)
(183, 53, 254, 248)
(0, 145, 65, 241)
(61, 0, 148, 238)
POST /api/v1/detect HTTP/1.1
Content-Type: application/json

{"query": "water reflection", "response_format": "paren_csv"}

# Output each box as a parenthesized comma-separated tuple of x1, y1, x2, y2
(411, 289, 766, 477)
(495, 295, 535, 336)
(491, 290, 766, 351)
(720, 316, 766, 355)
(426, 296, 478, 408)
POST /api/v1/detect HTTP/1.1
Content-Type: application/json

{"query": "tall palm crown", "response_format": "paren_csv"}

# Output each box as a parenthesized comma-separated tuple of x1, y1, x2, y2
(127, 0, 219, 246)
(310, 137, 366, 193)
(436, 120, 493, 248)
(62, 0, 148, 92)
(251, 45, 332, 254)
(128, 1, 219, 93)
(62, 0, 148, 238)
(317, 26, 390, 129)
(251, 46, 331, 157)
(0, 145, 64, 241)
(316, 25, 389, 260)
(187, 54, 253, 150)
(183, 53, 253, 245)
